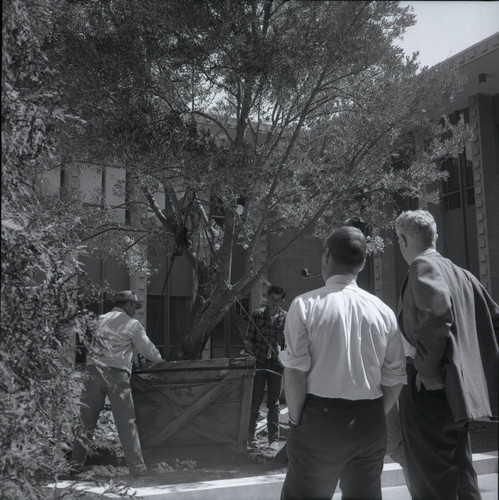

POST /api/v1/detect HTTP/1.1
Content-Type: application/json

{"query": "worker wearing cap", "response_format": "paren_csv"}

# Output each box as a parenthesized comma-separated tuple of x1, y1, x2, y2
(70, 290, 162, 477)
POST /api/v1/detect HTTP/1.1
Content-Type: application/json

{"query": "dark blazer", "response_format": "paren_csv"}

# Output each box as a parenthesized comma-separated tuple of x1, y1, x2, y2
(399, 251, 499, 421)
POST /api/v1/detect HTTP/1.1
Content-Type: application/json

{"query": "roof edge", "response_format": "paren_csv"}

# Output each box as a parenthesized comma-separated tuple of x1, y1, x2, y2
(436, 32, 499, 68)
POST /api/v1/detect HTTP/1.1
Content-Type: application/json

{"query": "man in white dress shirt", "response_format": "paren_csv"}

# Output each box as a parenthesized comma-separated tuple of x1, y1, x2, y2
(279, 227, 406, 500)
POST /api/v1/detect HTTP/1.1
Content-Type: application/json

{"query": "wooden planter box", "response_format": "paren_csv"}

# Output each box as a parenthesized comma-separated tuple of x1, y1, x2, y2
(131, 357, 255, 461)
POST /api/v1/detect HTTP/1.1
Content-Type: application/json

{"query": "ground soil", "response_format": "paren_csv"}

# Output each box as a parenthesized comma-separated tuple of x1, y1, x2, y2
(80, 419, 497, 488)
(469, 419, 498, 454)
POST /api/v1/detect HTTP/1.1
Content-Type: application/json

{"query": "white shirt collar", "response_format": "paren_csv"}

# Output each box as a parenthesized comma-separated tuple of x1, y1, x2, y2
(325, 274, 358, 286)
(416, 248, 438, 259)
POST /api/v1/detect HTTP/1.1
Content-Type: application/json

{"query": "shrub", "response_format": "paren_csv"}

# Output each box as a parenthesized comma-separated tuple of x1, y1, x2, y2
(0, 205, 99, 499)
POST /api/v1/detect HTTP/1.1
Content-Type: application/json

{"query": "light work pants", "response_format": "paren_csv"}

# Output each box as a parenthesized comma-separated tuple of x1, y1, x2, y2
(71, 364, 147, 475)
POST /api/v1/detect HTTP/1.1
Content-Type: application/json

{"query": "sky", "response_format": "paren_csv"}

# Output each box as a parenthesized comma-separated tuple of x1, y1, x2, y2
(396, 1, 499, 67)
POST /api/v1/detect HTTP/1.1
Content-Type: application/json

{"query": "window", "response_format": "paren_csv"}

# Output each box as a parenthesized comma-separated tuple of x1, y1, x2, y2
(464, 158, 475, 205)
(210, 298, 250, 358)
(169, 296, 191, 351)
(441, 144, 474, 212)
(146, 294, 167, 351)
(442, 157, 461, 211)
(146, 294, 191, 357)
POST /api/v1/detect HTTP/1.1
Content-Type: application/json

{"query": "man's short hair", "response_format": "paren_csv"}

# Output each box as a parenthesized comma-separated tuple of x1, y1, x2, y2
(268, 285, 286, 299)
(395, 210, 438, 247)
(325, 226, 366, 269)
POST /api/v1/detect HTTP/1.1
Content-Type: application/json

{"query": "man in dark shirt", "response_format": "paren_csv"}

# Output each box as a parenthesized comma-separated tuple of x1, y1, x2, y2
(245, 285, 287, 449)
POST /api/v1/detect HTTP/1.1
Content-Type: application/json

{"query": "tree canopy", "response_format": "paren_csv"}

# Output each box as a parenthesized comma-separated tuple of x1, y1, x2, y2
(43, 0, 469, 359)
(3, 0, 469, 360)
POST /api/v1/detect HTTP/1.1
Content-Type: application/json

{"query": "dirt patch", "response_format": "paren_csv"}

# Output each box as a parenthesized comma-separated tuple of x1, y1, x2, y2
(81, 434, 286, 487)
(80, 419, 497, 488)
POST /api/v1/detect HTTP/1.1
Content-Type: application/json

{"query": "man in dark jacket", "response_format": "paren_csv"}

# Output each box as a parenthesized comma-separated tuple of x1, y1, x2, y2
(396, 210, 499, 500)
(245, 285, 287, 449)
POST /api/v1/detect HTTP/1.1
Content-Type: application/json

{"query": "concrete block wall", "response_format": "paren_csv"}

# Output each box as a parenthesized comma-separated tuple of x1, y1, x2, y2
(267, 229, 323, 309)
(130, 266, 148, 327)
(469, 93, 499, 301)
(129, 179, 149, 326)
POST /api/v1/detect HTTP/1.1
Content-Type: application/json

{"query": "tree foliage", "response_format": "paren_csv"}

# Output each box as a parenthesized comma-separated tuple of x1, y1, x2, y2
(1, 0, 102, 495)
(47, 0, 469, 360)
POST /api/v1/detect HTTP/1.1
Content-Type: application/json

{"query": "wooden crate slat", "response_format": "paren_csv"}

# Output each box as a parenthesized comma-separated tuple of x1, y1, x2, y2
(144, 422, 240, 447)
(135, 357, 250, 375)
(131, 357, 255, 459)
(151, 369, 242, 443)
(145, 442, 242, 461)
(136, 376, 247, 405)
(137, 401, 242, 443)
(132, 373, 241, 448)
(237, 358, 255, 443)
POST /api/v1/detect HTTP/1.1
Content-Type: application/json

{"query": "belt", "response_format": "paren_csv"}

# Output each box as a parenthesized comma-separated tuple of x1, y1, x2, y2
(87, 364, 130, 375)
(306, 393, 383, 409)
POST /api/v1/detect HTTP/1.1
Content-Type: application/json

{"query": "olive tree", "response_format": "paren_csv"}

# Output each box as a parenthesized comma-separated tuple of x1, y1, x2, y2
(51, 0, 468, 359)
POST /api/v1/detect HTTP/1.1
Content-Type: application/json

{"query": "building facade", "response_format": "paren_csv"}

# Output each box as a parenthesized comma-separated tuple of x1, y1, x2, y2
(372, 32, 499, 311)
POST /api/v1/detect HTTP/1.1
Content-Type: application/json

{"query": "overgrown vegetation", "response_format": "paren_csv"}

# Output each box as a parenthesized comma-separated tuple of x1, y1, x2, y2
(2, 0, 99, 496)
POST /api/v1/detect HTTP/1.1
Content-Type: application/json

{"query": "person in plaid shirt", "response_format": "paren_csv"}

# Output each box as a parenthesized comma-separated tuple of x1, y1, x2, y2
(244, 285, 287, 449)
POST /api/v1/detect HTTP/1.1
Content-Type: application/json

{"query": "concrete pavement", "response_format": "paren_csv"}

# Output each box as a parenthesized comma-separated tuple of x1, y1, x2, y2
(48, 451, 497, 499)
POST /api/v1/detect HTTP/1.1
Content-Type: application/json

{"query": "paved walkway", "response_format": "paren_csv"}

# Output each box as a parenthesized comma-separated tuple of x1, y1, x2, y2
(48, 452, 497, 499)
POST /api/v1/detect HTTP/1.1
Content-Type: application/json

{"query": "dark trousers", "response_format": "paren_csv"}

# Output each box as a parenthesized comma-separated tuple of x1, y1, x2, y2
(249, 360, 283, 442)
(399, 365, 480, 500)
(71, 365, 147, 475)
(386, 404, 412, 494)
(281, 394, 386, 500)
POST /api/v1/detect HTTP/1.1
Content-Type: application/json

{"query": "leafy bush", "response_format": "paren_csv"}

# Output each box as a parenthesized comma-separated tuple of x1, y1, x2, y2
(0, 203, 100, 498)
(2, 0, 122, 496)
(87, 403, 124, 465)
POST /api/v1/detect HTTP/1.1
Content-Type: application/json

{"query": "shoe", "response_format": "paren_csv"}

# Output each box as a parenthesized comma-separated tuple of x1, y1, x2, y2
(269, 441, 280, 451)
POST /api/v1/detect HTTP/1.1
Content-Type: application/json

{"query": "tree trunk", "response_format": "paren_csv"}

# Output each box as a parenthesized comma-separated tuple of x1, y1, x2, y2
(171, 293, 231, 360)
(170, 272, 259, 360)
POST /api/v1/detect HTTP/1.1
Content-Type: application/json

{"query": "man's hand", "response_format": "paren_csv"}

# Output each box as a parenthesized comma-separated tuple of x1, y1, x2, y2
(416, 373, 444, 391)
(283, 367, 307, 430)
(147, 359, 164, 370)
(380, 383, 403, 414)
(243, 340, 254, 355)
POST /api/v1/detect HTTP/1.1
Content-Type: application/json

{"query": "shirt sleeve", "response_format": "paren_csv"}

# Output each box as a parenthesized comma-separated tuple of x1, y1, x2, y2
(278, 311, 286, 349)
(279, 298, 311, 372)
(401, 334, 416, 358)
(409, 258, 452, 378)
(130, 320, 162, 362)
(381, 313, 407, 386)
